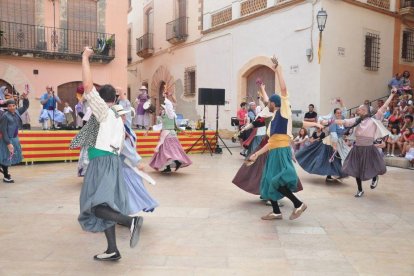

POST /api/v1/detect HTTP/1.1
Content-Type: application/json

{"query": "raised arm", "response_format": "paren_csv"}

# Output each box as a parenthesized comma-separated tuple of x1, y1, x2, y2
(259, 84, 269, 104)
(81, 47, 108, 122)
(82, 47, 94, 94)
(376, 91, 396, 119)
(17, 93, 29, 115)
(275, 65, 287, 97)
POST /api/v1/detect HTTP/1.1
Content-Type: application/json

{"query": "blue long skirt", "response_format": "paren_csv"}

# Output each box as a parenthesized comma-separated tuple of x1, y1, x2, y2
(295, 141, 346, 177)
(0, 137, 23, 166)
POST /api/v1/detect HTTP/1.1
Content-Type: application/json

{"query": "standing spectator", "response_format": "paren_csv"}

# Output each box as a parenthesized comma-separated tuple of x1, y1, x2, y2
(63, 102, 74, 127)
(304, 104, 317, 123)
(364, 99, 374, 114)
(247, 102, 257, 122)
(237, 102, 249, 155)
(237, 102, 248, 126)
(402, 70, 411, 87)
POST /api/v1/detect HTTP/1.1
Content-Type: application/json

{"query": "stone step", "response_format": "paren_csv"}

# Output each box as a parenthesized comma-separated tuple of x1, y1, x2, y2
(385, 156, 411, 169)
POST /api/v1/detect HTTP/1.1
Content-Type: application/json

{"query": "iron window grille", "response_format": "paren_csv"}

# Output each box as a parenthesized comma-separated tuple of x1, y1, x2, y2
(402, 30, 414, 62)
(364, 32, 380, 71)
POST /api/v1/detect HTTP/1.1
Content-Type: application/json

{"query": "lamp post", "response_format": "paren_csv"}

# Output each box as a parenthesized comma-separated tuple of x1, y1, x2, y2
(316, 8, 327, 63)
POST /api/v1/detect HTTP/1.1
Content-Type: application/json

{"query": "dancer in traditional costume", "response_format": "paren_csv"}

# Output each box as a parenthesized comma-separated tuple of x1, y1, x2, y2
(0, 92, 29, 183)
(333, 91, 395, 197)
(77, 47, 142, 261)
(38, 85, 65, 129)
(114, 105, 159, 215)
(149, 90, 192, 172)
(295, 99, 351, 181)
(248, 61, 308, 220)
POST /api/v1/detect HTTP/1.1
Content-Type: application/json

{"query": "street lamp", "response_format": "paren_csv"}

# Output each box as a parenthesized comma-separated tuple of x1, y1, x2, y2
(316, 8, 327, 63)
(317, 8, 327, 32)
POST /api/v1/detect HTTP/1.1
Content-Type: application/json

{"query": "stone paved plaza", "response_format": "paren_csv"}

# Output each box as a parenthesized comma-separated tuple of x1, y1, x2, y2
(0, 152, 413, 276)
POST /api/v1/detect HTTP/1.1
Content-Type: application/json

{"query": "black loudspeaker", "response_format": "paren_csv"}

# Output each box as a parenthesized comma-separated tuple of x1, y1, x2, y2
(198, 88, 225, 105)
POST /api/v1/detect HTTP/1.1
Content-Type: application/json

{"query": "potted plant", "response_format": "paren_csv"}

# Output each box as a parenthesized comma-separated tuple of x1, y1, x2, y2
(100, 35, 114, 56)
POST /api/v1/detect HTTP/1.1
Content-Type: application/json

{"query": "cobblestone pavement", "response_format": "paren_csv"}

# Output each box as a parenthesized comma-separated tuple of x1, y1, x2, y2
(0, 153, 413, 275)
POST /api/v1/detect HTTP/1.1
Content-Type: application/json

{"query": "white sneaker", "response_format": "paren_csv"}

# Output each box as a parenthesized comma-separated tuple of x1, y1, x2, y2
(390, 154, 395, 157)
(386, 153, 390, 157)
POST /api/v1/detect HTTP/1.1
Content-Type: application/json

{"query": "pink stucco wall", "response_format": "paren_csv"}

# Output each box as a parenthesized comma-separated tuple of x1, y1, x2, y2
(0, 0, 128, 127)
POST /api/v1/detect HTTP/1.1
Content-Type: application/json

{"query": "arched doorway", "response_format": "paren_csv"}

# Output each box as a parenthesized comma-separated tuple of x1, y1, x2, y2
(246, 66, 275, 104)
(57, 81, 101, 112)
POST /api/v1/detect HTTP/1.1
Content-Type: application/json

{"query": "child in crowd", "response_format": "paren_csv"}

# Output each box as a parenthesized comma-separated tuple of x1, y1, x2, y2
(386, 127, 400, 157)
(63, 102, 74, 127)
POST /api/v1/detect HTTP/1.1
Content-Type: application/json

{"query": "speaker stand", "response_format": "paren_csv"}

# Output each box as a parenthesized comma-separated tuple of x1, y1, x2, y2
(210, 105, 232, 154)
(186, 105, 214, 156)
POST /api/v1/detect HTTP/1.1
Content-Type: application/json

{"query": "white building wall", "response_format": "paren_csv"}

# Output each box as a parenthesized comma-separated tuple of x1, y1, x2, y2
(320, 0, 395, 115)
(197, 2, 322, 129)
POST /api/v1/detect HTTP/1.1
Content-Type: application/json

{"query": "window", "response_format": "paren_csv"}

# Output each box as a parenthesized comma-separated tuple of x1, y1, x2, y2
(68, 0, 97, 32)
(364, 32, 380, 71)
(146, 8, 154, 34)
(184, 67, 196, 96)
(402, 30, 414, 62)
(0, 0, 35, 24)
(128, 28, 132, 63)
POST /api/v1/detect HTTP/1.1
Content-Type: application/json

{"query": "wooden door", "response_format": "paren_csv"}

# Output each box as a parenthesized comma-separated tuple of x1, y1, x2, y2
(246, 66, 275, 104)
(57, 81, 81, 112)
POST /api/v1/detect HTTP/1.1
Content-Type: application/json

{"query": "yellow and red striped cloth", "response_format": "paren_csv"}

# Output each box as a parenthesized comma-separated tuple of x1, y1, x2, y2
(19, 130, 217, 163)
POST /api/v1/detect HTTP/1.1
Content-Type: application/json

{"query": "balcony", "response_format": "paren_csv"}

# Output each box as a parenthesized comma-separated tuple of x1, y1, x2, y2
(400, 0, 414, 20)
(136, 33, 153, 58)
(0, 21, 115, 63)
(166, 17, 188, 44)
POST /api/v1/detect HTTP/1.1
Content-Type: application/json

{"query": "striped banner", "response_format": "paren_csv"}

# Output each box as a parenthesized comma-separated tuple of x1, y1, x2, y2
(18, 130, 217, 163)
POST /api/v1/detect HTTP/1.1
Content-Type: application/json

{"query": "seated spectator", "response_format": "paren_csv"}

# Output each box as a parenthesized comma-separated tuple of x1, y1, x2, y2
(406, 105, 414, 117)
(388, 73, 402, 90)
(304, 104, 317, 123)
(386, 126, 400, 157)
(388, 109, 403, 129)
(404, 139, 414, 167)
(293, 128, 309, 152)
(401, 114, 414, 134)
(309, 127, 326, 143)
(398, 128, 414, 157)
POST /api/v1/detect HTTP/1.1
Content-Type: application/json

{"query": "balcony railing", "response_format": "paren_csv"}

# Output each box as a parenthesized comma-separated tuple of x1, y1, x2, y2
(166, 17, 188, 44)
(136, 33, 153, 58)
(400, 0, 414, 20)
(0, 21, 115, 63)
(401, 0, 414, 8)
